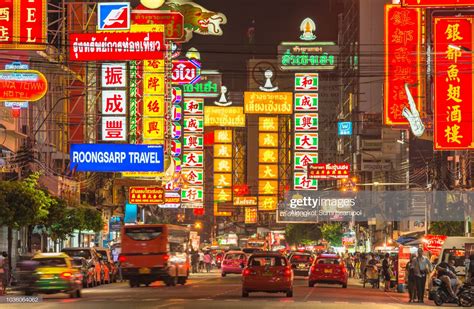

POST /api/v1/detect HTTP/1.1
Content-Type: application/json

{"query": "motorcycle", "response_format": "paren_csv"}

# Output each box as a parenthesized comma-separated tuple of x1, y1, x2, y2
(432, 278, 474, 307)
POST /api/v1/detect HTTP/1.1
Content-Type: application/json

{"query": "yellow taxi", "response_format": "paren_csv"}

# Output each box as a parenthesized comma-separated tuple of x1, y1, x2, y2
(27, 252, 82, 298)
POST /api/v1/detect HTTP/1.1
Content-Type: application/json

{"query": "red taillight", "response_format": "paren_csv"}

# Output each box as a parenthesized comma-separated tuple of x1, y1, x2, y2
(243, 269, 251, 276)
(284, 267, 292, 277)
(60, 272, 73, 279)
(118, 255, 126, 263)
(163, 254, 170, 262)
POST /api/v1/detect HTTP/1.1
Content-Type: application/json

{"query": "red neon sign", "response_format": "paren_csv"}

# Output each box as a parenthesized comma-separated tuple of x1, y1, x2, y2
(69, 32, 164, 61)
(434, 17, 474, 150)
(132, 10, 185, 41)
(402, 0, 474, 7)
(422, 235, 447, 256)
(0, 70, 47, 101)
(307, 163, 350, 180)
(384, 5, 421, 126)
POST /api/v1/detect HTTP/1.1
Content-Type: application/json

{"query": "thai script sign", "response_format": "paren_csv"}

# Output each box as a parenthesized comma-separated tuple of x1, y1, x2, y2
(69, 32, 164, 61)
(172, 59, 201, 85)
(308, 163, 350, 179)
(204, 106, 246, 127)
(278, 42, 338, 71)
(183, 72, 221, 98)
(132, 10, 184, 40)
(129, 186, 165, 204)
(244, 92, 293, 114)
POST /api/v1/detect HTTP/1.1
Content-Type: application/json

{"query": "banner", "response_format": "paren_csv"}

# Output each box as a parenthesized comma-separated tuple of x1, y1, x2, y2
(70, 144, 164, 172)
(69, 32, 164, 61)
(434, 17, 474, 150)
(129, 187, 165, 204)
(384, 5, 421, 125)
(308, 163, 350, 180)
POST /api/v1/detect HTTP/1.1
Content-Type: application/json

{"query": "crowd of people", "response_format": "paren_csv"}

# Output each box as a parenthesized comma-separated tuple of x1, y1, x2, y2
(190, 250, 218, 273)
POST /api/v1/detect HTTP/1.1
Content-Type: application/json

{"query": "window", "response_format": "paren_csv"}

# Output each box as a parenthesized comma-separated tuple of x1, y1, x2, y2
(62, 249, 91, 259)
(248, 256, 287, 267)
(125, 227, 163, 241)
(226, 254, 245, 260)
(290, 255, 311, 263)
(34, 258, 67, 267)
(317, 258, 341, 265)
(71, 259, 84, 267)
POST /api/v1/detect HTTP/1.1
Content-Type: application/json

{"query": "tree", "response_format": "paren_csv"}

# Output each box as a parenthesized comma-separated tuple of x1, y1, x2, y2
(73, 203, 103, 247)
(0, 173, 54, 270)
(42, 198, 80, 244)
(285, 224, 321, 246)
(320, 223, 343, 247)
(429, 221, 464, 236)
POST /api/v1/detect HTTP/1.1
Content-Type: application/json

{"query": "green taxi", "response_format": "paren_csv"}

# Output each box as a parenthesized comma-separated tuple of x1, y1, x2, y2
(27, 252, 82, 298)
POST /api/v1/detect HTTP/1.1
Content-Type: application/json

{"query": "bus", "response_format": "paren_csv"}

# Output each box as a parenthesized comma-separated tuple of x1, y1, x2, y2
(119, 224, 190, 287)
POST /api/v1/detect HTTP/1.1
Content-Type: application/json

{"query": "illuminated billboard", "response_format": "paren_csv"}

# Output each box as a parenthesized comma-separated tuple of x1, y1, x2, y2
(244, 92, 293, 114)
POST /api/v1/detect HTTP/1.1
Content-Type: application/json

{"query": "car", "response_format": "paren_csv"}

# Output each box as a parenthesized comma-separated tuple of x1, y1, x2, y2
(288, 252, 313, 276)
(61, 247, 102, 286)
(221, 251, 246, 277)
(71, 257, 95, 288)
(96, 248, 117, 283)
(27, 252, 82, 298)
(241, 253, 293, 298)
(242, 248, 262, 258)
(308, 254, 348, 288)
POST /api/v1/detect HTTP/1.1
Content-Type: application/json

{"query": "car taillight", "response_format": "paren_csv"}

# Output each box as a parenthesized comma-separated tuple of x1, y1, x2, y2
(243, 269, 251, 276)
(118, 255, 126, 263)
(163, 254, 170, 262)
(60, 272, 73, 279)
(284, 267, 292, 277)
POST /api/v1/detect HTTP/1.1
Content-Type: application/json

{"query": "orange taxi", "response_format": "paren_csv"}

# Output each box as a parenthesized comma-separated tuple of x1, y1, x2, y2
(241, 253, 293, 297)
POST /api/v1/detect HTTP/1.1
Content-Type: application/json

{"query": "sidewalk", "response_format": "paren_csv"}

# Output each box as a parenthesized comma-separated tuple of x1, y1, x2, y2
(189, 269, 221, 278)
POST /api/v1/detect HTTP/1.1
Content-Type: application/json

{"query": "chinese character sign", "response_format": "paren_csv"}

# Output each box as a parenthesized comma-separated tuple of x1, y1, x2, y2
(434, 17, 474, 150)
(102, 63, 127, 88)
(102, 116, 127, 141)
(384, 5, 421, 125)
(102, 90, 127, 115)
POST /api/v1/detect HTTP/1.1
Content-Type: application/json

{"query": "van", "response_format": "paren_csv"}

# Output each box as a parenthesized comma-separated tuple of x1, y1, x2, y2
(438, 236, 474, 279)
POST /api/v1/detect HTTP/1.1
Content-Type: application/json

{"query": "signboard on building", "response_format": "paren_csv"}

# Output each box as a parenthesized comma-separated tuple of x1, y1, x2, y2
(402, 0, 474, 7)
(295, 73, 319, 91)
(308, 163, 350, 179)
(0, 70, 48, 101)
(234, 196, 258, 206)
(244, 92, 293, 114)
(69, 32, 164, 61)
(204, 106, 246, 127)
(293, 172, 318, 190)
(183, 72, 221, 98)
(434, 17, 474, 150)
(97, 2, 130, 31)
(102, 63, 127, 88)
(172, 59, 201, 85)
(384, 5, 421, 126)
(131, 10, 184, 40)
(70, 144, 164, 172)
(295, 93, 318, 111)
(129, 186, 165, 204)
(0, 0, 47, 50)
(245, 207, 258, 224)
(294, 113, 318, 131)
(102, 116, 127, 141)
(338, 121, 353, 136)
(278, 42, 338, 71)
(294, 152, 318, 170)
(294, 133, 318, 150)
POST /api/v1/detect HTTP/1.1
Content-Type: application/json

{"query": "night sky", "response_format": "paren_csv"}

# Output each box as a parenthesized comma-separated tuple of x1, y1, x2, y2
(183, 0, 342, 91)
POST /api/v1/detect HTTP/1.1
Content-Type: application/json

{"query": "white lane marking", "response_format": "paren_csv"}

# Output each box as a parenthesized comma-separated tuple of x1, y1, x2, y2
(224, 299, 240, 302)
(303, 286, 315, 302)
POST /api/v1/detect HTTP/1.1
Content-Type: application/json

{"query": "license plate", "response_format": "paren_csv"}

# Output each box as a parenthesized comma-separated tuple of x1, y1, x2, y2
(263, 272, 273, 277)
(298, 264, 306, 269)
(139, 267, 151, 274)
(324, 269, 332, 274)
(41, 274, 54, 279)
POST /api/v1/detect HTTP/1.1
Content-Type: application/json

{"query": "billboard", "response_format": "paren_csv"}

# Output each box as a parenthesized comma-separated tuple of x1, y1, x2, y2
(131, 10, 184, 40)
(69, 32, 164, 61)
(434, 17, 474, 150)
(384, 5, 421, 126)
(0, 70, 47, 101)
(244, 92, 293, 114)
(204, 106, 246, 127)
(70, 144, 164, 172)
(402, 0, 474, 7)
(97, 2, 130, 31)
(172, 59, 201, 85)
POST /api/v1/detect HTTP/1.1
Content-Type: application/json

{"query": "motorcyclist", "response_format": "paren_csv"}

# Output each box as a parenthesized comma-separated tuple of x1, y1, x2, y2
(436, 256, 460, 300)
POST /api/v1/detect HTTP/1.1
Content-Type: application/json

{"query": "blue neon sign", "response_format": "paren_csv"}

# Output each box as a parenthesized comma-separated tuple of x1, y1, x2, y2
(338, 121, 353, 136)
(70, 144, 164, 172)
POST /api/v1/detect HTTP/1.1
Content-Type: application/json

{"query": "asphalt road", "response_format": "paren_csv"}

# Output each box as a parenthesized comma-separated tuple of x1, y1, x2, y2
(2, 271, 439, 308)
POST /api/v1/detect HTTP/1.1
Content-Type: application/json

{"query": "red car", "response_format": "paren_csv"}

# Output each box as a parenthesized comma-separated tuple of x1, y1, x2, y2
(242, 253, 293, 298)
(221, 251, 246, 277)
(308, 254, 348, 288)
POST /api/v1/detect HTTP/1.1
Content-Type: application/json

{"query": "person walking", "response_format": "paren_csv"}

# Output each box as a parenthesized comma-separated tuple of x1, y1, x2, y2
(406, 255, 417, 302)
(360, 253, 367, 282)
(413, 248, 431, 303)
(203, 252, 212, 273)
(198, 251, 204, 272)
(0, 252, 8, 295)
(345, 254, 354, 278)
(382, 253, 391, 292)
(191, 251, 199, 274)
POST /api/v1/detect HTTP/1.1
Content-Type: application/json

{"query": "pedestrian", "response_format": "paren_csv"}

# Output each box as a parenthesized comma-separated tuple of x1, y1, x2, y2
(0, 252, 8, 295)
(345, 254, 354, 278)
(413, 248, 431, 303)
(191, 251, 199, 274)
(382, 253, 391, 292)
(360, 253, 367, 282)
(198, 251, 204, 272)
(406, 254, 417, 302)
(204, 252, 212, 273)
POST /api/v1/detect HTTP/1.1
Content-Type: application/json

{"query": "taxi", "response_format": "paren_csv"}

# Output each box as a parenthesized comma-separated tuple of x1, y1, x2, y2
(221, 251, 246, 277)
(308, 254, 348, 288)
(288, 252, 313, 276)
(28, 252, 82, 298)
(241, 253, 293, 297)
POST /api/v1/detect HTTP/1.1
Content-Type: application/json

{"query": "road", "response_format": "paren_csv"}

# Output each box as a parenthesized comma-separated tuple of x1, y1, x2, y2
(3, 271, 438, 308)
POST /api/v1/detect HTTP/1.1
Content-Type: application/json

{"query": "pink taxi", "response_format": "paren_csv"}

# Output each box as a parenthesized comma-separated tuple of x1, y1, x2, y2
(221, 251, 246, 277)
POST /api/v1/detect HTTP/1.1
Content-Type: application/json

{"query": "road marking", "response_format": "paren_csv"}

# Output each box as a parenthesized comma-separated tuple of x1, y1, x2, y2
(143, 298, 161, 301)
(224, 299, 240, 302)
(303, 286, 314, 302)
(197, 298, 212, 301)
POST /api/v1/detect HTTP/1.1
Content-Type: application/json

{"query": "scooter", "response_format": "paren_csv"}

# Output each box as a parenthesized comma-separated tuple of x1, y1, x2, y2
(432, 278, 474, 307)
(457, 283, 474, 307)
